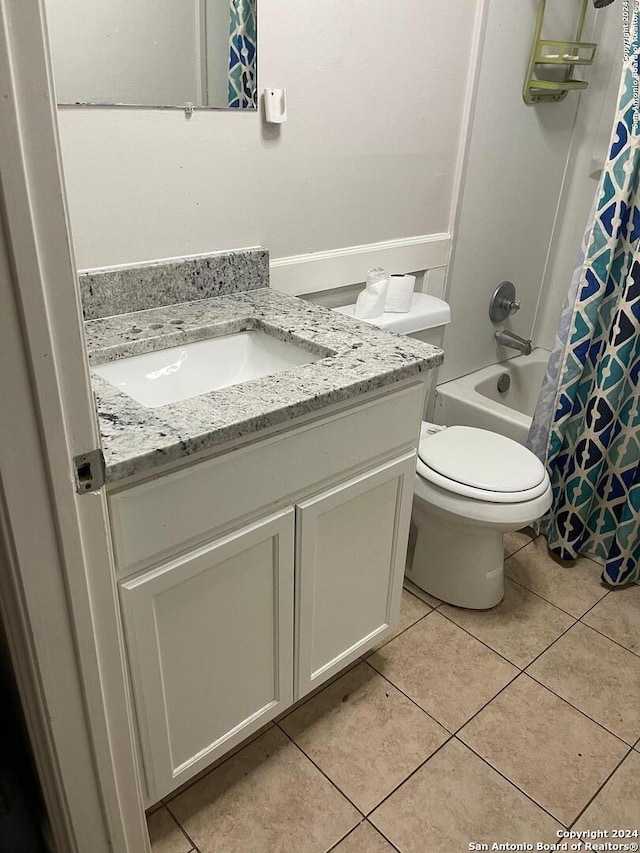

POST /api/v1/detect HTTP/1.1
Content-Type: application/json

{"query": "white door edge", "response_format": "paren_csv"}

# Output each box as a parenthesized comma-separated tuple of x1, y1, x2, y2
(0, 2, 149, 851)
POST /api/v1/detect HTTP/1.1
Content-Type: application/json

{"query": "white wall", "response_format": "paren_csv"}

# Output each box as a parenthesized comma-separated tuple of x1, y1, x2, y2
(46, 0, 202, 106)
(54, 0, 479, 271)
(440, 0, 621, 383)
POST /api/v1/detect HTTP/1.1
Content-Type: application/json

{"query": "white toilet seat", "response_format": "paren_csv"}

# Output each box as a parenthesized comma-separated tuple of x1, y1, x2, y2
(416, 424, 548, 503)
(416, 459, 549, 503)
(414, 472, 553, 528)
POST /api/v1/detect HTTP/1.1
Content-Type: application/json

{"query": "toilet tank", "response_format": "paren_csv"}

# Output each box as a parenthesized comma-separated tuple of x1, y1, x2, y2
(334, 292, 451, 345)
(334, 292, 451, 419)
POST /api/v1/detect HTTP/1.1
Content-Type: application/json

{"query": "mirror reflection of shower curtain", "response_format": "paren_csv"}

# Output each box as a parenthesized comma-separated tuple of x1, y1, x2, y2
(229, 0, 257, 108)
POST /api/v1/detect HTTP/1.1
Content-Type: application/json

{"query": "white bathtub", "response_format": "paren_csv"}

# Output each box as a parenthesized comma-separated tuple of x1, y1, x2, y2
(434, 348, 550, 444)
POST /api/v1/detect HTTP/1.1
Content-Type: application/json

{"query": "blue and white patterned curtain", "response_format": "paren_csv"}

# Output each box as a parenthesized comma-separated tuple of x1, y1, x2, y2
(528, 2, 640, 586)
(229, 0, 257, 109)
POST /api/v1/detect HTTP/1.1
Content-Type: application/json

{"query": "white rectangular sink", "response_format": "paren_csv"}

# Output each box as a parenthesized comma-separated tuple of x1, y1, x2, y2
(93, 330, 324, 408)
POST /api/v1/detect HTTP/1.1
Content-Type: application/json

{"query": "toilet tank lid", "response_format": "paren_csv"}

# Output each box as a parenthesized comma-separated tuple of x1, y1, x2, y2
(335, 292, 451, 335)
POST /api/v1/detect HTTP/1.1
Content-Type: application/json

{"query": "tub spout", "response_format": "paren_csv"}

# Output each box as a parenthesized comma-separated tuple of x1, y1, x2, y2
(494, 329, 532, 356)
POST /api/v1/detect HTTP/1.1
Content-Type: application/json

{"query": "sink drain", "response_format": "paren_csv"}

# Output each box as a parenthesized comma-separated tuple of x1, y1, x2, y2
(497, 373, 511, 394)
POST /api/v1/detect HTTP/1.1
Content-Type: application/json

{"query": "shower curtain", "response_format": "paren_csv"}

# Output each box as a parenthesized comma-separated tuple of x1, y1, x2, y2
(528, 5, 640, 586)
(228, 0, 257, 109)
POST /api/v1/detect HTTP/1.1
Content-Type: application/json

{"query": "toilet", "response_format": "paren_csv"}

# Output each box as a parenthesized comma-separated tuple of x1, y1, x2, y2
(335, 292, 552, 609)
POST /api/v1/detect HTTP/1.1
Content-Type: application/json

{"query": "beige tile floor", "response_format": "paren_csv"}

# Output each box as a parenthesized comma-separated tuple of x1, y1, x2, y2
(148, 532, 640, 852)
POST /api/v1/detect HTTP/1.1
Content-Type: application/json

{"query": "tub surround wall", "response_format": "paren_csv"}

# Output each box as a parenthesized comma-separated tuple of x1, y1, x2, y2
(533, 7, 623, 351)
(80, 248, 269, 320)
(441, 0, 589, 383)
(441, 0, 622, 385)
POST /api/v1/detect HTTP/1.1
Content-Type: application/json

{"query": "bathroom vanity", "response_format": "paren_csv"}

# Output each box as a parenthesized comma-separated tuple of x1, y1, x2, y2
(85, 273, 442, 805)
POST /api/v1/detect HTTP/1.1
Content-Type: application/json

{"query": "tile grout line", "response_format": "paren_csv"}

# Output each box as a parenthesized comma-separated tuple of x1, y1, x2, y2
(362, 655, 458, 734)
(407, 583, 636, 830)
(446, 669, 547, 743)
(506, 535, 609, 574)
(451, 734, 570, 829)
(369, 619, 621, 826)
(355, 668, 551, 823)
(502, 568, 610, 621)
(487, 671, 631, 751)
(375, 635, 613, 809)
(567, 747, 635, 829)
(523, 669, 637, 748)
(445, 594, 634, 828)
(279, 664, 460, 829)
(503, 532, 540, 561)
(523, 593, 640, 826)
(525, 597, 640, 735)
(443, 589, 635, 749)
(364, 736, 456, 820)
(279, 592, 445, 727)
(577, 616, 640, 660)
(365, 726, 570, 838)
(402, 580, 443, 610)
(574, 588, 640, 659)
(435, 602, 575, 671)
(503, 532, 615, 614)
(277, 597, 434, 731)
(509, 617, 582, 671)
(360, 823, 403, 853)
(275, 723, 366, 819)
(372, 602, 434, 654)
(325, 819, 403, 853)
(366, 611, 542, 740)
(438, 563, 636, 681)
(162, 801, 201, 853)
(325, 821, 366, 853)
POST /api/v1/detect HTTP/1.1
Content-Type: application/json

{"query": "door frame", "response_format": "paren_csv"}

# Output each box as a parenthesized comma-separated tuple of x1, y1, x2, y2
(0, 1, 148, 850)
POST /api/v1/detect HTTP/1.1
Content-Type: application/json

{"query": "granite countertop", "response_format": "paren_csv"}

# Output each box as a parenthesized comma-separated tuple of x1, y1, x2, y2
(85, 288, 444, 484)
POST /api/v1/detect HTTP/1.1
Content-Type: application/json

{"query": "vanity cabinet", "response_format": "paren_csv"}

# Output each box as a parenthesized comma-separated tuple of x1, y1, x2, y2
(109, 383, 424, 803)
(119, 509, 295, 801)
(295, 456, 414, 697)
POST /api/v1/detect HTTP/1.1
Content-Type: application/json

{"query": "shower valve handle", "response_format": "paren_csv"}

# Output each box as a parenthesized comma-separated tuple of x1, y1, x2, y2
(501, 299, 520, 315)
(489, 281, 521, 323)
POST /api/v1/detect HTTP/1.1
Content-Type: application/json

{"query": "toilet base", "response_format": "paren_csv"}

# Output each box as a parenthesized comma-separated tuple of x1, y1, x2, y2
(407, 501, 505, 609)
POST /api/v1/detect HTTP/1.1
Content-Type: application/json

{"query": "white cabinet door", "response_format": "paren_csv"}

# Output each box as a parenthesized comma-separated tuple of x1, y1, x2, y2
(120, 508, 294, 802)
(295, 452, 416, 699)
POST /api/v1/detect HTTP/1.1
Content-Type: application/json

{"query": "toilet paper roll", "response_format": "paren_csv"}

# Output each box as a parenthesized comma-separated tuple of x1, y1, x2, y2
(354, 268, 389, 319)
(385, 274, 415, 313)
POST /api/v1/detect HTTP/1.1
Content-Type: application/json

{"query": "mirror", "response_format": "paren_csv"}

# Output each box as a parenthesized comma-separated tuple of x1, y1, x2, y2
(45, 0, 257, 110)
